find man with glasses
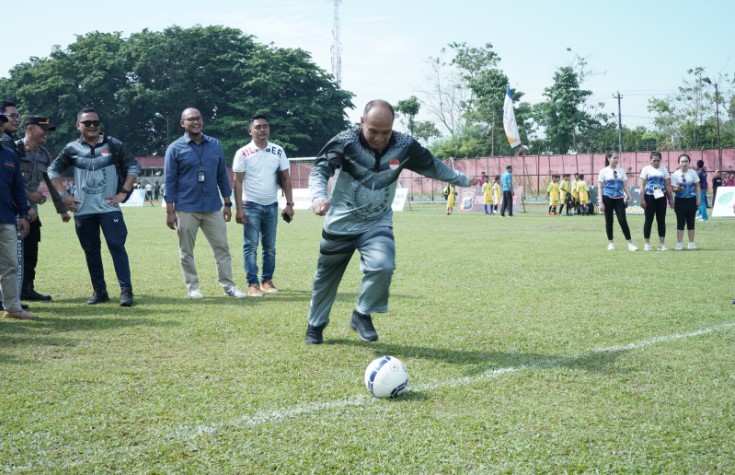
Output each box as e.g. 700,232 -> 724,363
0,101 -> 30,311
48,108 -> 141,307
0,112 -> 37,319
0,101 -> 22,154
233,114 -> 294,297
164,107 -> 246,300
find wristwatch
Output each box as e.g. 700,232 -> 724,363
224,202 -> 233,207
286,201 -> 295,206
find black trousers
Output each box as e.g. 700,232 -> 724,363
643,194 -> 667,239
602,196 -> 631,241
22,218 -> 41,290
501,191 -> 513,216
674,197 -> 697,230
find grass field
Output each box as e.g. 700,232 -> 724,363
1,204 -> 734,474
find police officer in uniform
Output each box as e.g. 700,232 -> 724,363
18,115 -> 70,300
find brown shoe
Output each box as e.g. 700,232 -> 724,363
247,284 -> 263,297
4,310 -> 38,320
260,280 -> 279,294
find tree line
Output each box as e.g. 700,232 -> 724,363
0,25 -> 354,160
1,30 -> 731,161
394,44 -> 734,158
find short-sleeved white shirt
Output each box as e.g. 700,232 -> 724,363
232,140 -> 289,205
639,165 -> 670,195
597,166 -> 628,199
670,169 -> 699,199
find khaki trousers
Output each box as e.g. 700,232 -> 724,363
176,211 -> 236,292
0,224 -> 21,312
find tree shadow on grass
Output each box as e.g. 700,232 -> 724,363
329,338 -> 629,378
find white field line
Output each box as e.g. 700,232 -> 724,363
176,321 -> 735,439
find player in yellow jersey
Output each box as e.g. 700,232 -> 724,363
482,180 -> 493,214
546,175 -> 560,215
491,176 -> 501,214
576,174 -> 590,214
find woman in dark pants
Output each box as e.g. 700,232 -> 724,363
598,151 -> 637,251
670,154 -> 701,250
639,151 -> 673,251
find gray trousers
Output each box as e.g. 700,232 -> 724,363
0,224 -> 22,312
176,211 -> 236,292
308,226 -> 395,327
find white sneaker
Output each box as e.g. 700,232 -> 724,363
224,287 -> 248,298
607,243 -> 615,251
628,243 -> 638,252
675,243 -> 683,251
188,289 -> 204,299
688,242 -> 697,250
644,244 -> 652,251
658,244 -> 668,251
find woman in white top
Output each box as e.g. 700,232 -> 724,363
598,151 -> 637,251
670,153 -> 701,250
639,151 -> 673,251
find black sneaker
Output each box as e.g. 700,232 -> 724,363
350,310 -> 378,342
21,288 -> 52,301
305,323 -> 327,345
86,289 -> 110,305
119,289 -> 134,307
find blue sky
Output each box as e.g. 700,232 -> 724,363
2,0 -> 733,132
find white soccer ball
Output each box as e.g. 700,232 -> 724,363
364,356 -> 409,398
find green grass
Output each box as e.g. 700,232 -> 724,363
1,204 -> 734,474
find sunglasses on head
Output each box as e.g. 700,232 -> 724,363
79,120 -> 101,127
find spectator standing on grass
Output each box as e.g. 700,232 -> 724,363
639,151 -> 672,251
598,151 -> 637,251
0,113 -> 36,320
305,100 -> 477,344
712,170 -> 722,203
695,159 -> 709,221
547,175 -> 560,215
500,165 -> 514,217
144,182 -> 155,206
445,183 -> 457,215
559,174 -> 570,216
492,176 -> 501,214
18,115 -> 71,302
482,179 -> 493,214
232,113 -> 294,298
154,181 -> 161,201
570,173 -> 579,214
164,107 -> 247,300
670,153 -> 701,251
48,108 -> 140,307
576,174 -> 589,215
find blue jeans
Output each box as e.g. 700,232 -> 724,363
697,190 -> 709,220
243,202 -> 278,286
74,211 -> 132,291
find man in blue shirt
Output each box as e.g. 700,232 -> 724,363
0,113 -> 36,319
500,165 -> 514,217
164,107 -> 246,299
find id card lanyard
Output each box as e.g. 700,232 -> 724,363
190,140 -> 205,183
